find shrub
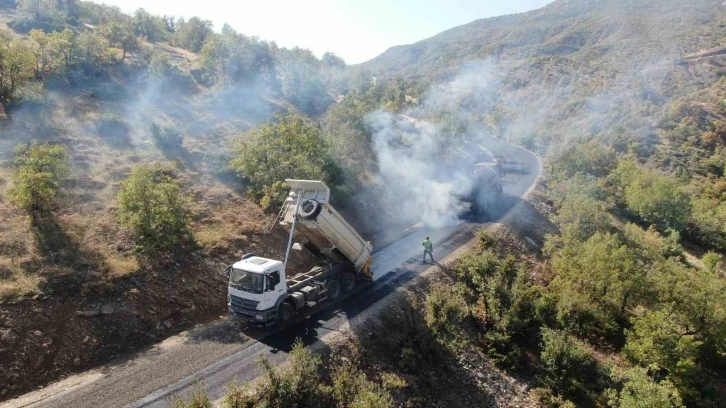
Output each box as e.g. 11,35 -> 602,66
95,113 -> 131,147
540,327 -> 594,396
331,362 -> 393,408
220,383 -> 256,408
8,142 -> 70,212
702,251 -> 723,273
424,282 -> 469,343
169,384 -> 213,408
529,387 -> 577,408
255,339 -> 332,407
151,124 -> 183,151
117,166 -> 192,252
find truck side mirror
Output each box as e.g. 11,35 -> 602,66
219,265 -> 231,279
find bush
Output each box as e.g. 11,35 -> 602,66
151,124 -> 183,151
96,113 -> 131,147
424,283 -> 469,343
8,142 -> 70,212
255,339 -> 332,407
540,327 -> 594,396
169,384 -> 213,408
117,166 -> 192,252
331,362 -> 393,408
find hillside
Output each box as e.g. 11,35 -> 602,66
359,0 -> 724,81
0,1 -> 348,399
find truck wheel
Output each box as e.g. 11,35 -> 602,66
277,303 -> 294,326
341,272 -> 356,292
300,199 -> 322,220
327,279 -> 341,300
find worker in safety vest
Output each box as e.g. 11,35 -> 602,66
422,236 -> 434,263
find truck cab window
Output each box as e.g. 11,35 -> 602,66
268,271 -> 280,290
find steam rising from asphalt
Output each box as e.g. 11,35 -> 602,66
364,61 -> 500,228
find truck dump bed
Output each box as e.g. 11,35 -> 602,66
280,180 -> 373,275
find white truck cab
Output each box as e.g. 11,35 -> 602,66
227,256 -> 287,325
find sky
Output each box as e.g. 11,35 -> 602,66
97,0 -> 554,64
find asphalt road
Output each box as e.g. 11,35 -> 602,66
3,136 -> 540,408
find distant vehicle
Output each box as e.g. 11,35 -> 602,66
223,180 -> 373,327
494,154 -> 527,175
458,164 -> 503,216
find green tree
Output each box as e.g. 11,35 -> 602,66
8,142 -> 70,213
689,196 -> 726,250
117,166 -> 192,251
15,0 -> 68,30
607,368 -> 685,408
133,8 -> 167,43
230,112 -> 345,209
322,90 -> 377,177
99,21 -> 139,61
554,194 -> 613,241
547,232 -> 644,332
72,30 -> 113,70
548,141 -> 617,181
172,17 -> 213,53
610,161 -> 691,232
0,33 -> 35,107
321,52 -> 346,69
198,25 -> 275,86
624,310 -> 702,383
275,47 -> 330,114
28,29 -> 65,79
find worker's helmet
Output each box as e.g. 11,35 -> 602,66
425,236 -> 430,240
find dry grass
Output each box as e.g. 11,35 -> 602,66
194,225 -> 230,248
0,261 -> 42,300
105,255 -> 139,278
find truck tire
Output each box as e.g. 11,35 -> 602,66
341,272 -> 356,292
327,279 -> 341,300
277,302 -> 294,326
300,199 -> 322,220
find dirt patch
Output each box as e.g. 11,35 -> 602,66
0,223 -> 317,402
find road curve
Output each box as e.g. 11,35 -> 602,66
2,137 -> 541,408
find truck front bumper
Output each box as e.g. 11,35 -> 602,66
228,301 -> 277,326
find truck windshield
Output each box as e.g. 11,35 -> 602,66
229,268 -> 264,294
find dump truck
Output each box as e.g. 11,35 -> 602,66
224,179 -> 373,326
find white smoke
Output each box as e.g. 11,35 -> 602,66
364,60 -> 500,228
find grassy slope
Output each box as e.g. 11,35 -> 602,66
0,17 -> 320,398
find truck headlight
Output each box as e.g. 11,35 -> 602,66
255,314 -> 264,320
